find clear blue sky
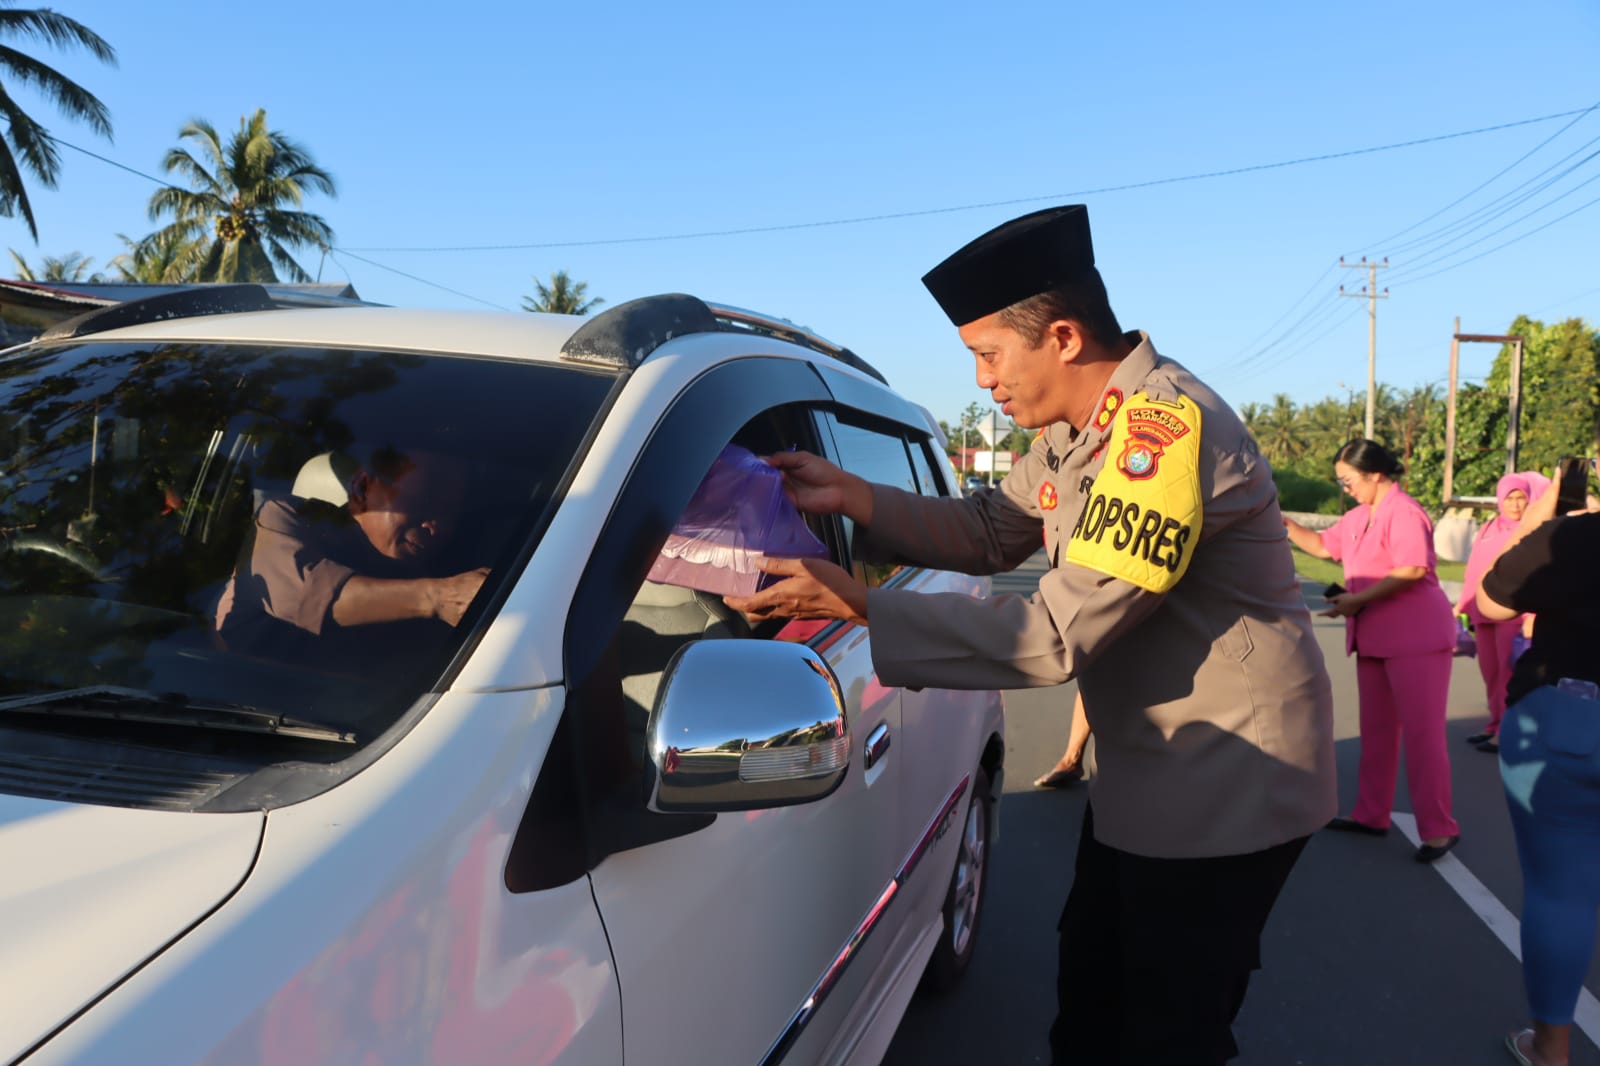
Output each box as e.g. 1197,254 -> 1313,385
9,0 -> 1600,434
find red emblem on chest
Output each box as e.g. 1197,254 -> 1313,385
1038,482 -> 1059,511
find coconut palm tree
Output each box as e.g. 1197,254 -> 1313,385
8,247 -> 99,281
1254,393 -> 1306,467
145,109 -> 335,283
0,4 -> 115,241
106,230 -> 202,283
522,270 -> 603,314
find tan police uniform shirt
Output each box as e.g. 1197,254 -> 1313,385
859,331 -> 1337,859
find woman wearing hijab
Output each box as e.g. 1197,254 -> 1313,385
1457,474 -> 1532,754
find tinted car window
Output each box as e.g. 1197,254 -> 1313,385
0,341 -> 615,749
824,412 -> 919,588
908,437 -> 950,498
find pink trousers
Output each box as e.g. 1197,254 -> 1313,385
1473,619 -> 1519,734
1351,651 -> 1460,841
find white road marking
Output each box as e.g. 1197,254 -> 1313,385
1393,812 -> 1600,1046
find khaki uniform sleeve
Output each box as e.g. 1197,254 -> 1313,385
853,445 -> 1048,574
866,393 -> 1222,690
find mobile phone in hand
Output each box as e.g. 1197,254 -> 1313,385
1556,457 -> 1591,514
1323,582 -> 1346,599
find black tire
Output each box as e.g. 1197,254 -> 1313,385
921,765 -> 992,994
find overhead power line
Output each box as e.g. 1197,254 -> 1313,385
1352,100 -> 1600,252
52,136 -> 508,310
1386,165 -> 1600,285
1380,139 -> 1600,263
329,250 -> 512,310
1391,190 -> 1600,288
336,107 -> 1596,252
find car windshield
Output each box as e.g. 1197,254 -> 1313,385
0,338 -> 614,750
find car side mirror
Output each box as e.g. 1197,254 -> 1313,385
646,639 -> 850,813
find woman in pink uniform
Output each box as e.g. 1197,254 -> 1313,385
1284,439 -> 1461,863
1457,473 -> 1531,754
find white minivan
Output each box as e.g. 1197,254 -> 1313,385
0,288 -> 1005,1066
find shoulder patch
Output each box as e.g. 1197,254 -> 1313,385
1065,390 -> 1203,593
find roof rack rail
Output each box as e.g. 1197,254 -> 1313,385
557,293 -> 889,385
704,302 -> 888,385
558,293 -> 722,371
37,284 -> 280,342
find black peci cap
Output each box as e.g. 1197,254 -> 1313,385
921,205 -> 1096,326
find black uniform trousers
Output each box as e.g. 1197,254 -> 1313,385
1050,804 -> 1308,1065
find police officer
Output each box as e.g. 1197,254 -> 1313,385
727,204 -> 1337,1065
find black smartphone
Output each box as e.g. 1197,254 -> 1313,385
1323,582 -> 1346,599
1556,457 -> 1590,514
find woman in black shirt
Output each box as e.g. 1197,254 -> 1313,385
1477,469 -> 1600,1066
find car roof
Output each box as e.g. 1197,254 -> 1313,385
36,307 -> 588,364
12,291 -> 917,430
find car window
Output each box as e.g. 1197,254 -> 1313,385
908,436 -> 951,498
822,411 -> 921,588
615,405 -> 836,718
0,340 -> 615,753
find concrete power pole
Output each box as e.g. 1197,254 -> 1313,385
1340,257 -> 1389,439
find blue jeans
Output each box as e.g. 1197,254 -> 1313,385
1500,684 -> 1600,1026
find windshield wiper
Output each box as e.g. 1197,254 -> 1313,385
0,685 -> 357,744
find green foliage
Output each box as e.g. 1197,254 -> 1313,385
8,247 -> 99,281
1290,548 -> 1344,588
522,270 -> 603,315
0,5 -> 116,240
1239,318 -> 1598,515
106,230 -> 202,283
144,109 -> 337,284
1272,468 -> 1341,514
1406,316 -> 1599,510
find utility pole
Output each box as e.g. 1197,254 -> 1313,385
1444,318 -> 1460,504
1442,325 -> 1525,504
1340,257 -> 1389,439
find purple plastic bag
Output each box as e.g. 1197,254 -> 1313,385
647,445 -> 830,597
1453,617 -> 1476,659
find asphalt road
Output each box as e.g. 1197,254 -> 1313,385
882,550 -> 1600,1066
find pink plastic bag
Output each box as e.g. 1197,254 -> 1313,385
647,445 -> 830,597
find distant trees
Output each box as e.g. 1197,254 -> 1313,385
522,270 -> 602,315
1241,315 -> 1599,513
143,109 -> 336,283
106,230 -> 199,283
0,5 -> 116,240
8,248 -> 99,281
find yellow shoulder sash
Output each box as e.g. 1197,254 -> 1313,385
1063,391 -> 1203,593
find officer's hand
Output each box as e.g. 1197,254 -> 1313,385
763,450 -> 872,522
724,556 -> 868,627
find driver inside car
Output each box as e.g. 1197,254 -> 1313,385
214,447 -> 489,672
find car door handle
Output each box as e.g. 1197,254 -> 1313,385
864,723 -> 891,770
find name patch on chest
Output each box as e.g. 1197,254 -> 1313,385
1065,391 -> 1204,593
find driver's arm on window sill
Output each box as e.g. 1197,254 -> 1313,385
332,569 -> 488,628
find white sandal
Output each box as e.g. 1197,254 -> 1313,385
1504,1028 -> 1535,1066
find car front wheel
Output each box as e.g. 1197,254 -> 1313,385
922,766 -> 991,993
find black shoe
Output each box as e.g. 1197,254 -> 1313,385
1476,738 -> 1500,753
1325,816 -> 1389,837
1466,731 -> 1494,745
1415,835 -> 1460,863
